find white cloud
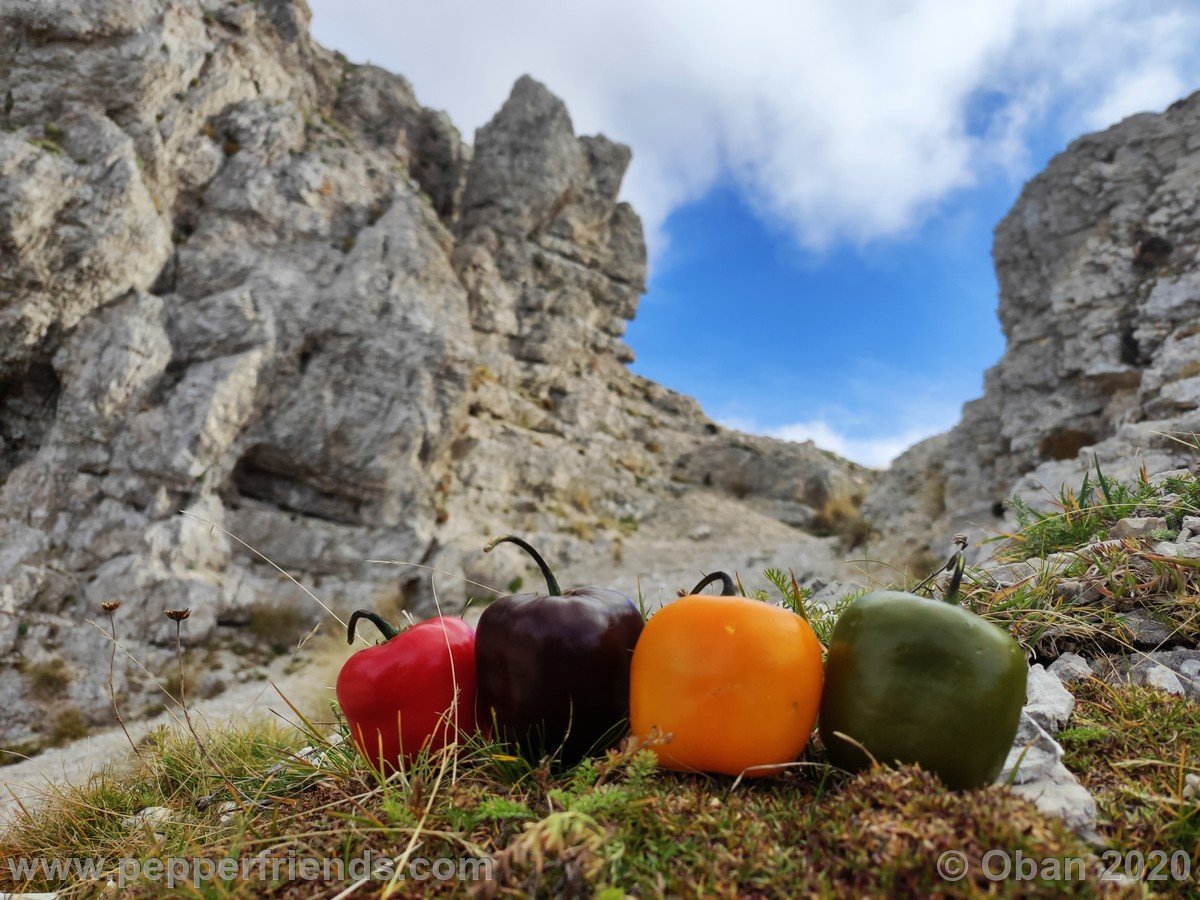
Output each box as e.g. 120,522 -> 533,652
716,360 -> 967,466
1086,66 -> 1188,129
716,370 -> 962,467
308,0 -> 1200,254
720,416 -> 948,468
775,421 -> 938,469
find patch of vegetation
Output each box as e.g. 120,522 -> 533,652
999,460 -> 1200,562
0,741 -> 43,768
47,709 -> 88,747
27,137 -> 63,156
3,516 -> 1196,897
23,657 -> 72,699
0,715 -> 1102,897
810,490 -> 870,550
957,464 -> 1200,657
0,722 -> 311,880
1062,679 -> 1199,872
246,602 -> 314,656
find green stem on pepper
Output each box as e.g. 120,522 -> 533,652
689,571 -> 736,597
347,609 -> 400,643
484,535 -> 562,596
944,537 -> 967,605
911,533 -> 968,602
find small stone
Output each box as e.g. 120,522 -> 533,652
1011,775 -> 1098,838
1152,539 -> 1200,558
1108,517 -> 1167,540
1041,552 -> 1078,573
1024,665 -> 1075,733
1118,609 -> 1177,648
217,800 -> 240,824
1108,518 -> 1166,540
1149,468 -> 1191,485
999,711 -> 1097,835
1048,652 -> 1094,684
1179,516 -> 1200,541
123,806 -> 171,830
1055,579 -> 1101,605
688,525 -> 712,541
1144,665 -> 1185,695
809,579 -> 856,610
1184,773 -> 1200,800
1000,711 -> 1063,785
1137,651 -> 1200,697
984,560 -> 1041,586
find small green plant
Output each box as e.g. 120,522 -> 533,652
764,568 -> 811,619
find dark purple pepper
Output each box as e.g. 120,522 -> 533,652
476,535 -> 644,766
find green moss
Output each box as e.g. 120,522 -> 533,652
0,715 -> 1106,897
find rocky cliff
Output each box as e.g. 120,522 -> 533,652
866,92 -> 1200,571
0,0 -> 867,751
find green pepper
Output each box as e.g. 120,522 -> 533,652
818,537 -> 1026,790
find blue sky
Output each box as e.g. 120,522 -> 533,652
309,0 -> 1200,465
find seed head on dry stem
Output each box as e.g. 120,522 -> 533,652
164,606 -> 249,815
102,600 -> 140,758
166,609 -> 202,743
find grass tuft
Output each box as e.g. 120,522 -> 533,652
1061,679 -> 1199,863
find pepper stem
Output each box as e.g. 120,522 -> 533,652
911,533 -> 968,603
484,535 -> 562,596
689,571 -> 736,596
347,609 -> 399,644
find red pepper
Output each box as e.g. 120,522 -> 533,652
335,610 -> 478,771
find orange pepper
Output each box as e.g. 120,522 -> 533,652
629,572 -> 824,776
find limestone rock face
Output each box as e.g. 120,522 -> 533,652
0,0 -> 865,749
865,93 -> 1200,570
